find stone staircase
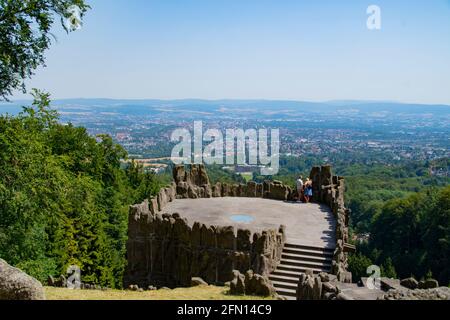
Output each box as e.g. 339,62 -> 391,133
269,243 -> 334,299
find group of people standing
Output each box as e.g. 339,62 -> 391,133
296,175 -> 313,203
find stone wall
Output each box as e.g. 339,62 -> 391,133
125,164 -> 351,289
309,165 -> 352,282
124,165 -> 286,288
296,271 -> 450,300
173,164 -> 296,201
124,202 -> 285,288
229,270 -> 276,297
296,271 -> 346,300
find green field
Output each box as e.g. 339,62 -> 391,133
240,172 -> 253,182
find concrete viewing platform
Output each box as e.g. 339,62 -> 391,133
164,197 -> 336,249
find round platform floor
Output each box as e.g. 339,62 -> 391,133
164,197 -> 336,249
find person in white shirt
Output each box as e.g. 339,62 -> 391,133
296,176 -> 304,202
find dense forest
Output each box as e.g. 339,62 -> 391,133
350,186 -> 450,285
245,156 -> 450,285
0,91 -> 165,287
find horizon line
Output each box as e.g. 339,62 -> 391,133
3,97 -> 450,107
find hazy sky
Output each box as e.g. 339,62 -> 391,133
12,0 -> 450,104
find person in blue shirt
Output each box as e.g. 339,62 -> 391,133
304,178 -> 313,203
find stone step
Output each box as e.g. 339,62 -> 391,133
272,243 -> 334,300
271,269 -> 303,278
271,280 -> 297,291
280,258 -> 332,270
282,248 -> 334,259
281,253 -> 332,264
276,264 -> 329,274
269,274 -> 299,284
275,288 -> 297,298
284,243 -> 335,254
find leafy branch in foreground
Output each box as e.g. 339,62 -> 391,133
0,0 -> 89,100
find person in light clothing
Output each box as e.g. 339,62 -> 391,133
296,175 -> 304,202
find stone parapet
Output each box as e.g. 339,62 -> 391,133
124,164 -> 286,289
125,164 -> 350,289
309,165 -> 352,282
124,202 -> 285,288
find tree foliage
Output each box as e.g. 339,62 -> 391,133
0,91 -> 164,287
360,186 -> 450,285
271,155 -> 449,284
348,253 -> 373,282
0,0 -> 89,99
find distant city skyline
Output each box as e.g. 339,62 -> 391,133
10,0 -> 450,105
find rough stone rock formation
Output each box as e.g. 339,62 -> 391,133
126,164 -> 350,290
296,271 -> 449,300
400,277 -> 419,290
230,270 -> 276,297
173,164 -> 211,199
379,287 -> 450,300
0,259 -> 46,300
229,270 -> 245,295
47,275 -> 67,288
296,272 -> 342,300
191,277 -> 208,287
266,181 -> 289,201
309,165 -> 352,282
173,164 -> 297,202
212,182 -> 222,197
124,203 -> 285,289
418,279 -> 439,289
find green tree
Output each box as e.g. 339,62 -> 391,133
368,186 -> 450,285
0,1 -> 160,287
0,92 -> 165,287
421,186 -> 450,284
348,253 -> 373,282
0,92 -> 66,279
0,0 -> 89,99
380,257 -> 397,279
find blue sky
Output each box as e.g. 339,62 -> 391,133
12,0 -> 450,104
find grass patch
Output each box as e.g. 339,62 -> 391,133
240,173 -> 253,182
44,286 -> 273,300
